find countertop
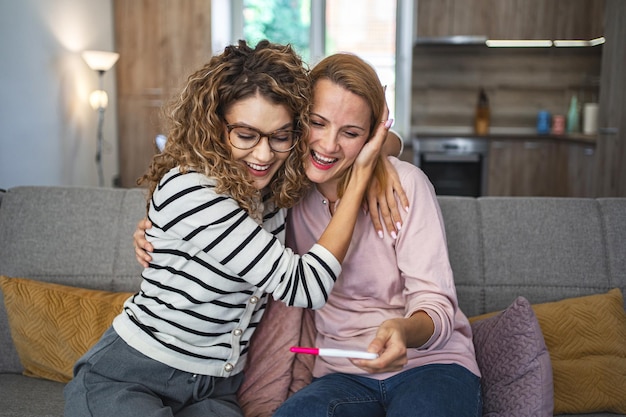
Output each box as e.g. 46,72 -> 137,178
410,127 -> 597,146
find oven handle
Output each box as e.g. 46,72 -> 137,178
422,153 -> 481,163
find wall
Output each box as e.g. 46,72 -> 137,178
0,0 -> 118,189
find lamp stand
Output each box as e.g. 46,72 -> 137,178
96,106 -> 105,187
95,70 -> 105,187
82,50 -> 120,187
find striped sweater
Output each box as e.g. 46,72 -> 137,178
113,168 -> 340,377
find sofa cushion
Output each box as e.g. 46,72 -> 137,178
532,288 -> 626,415
0,373 -> 65,416
237,298 -> 305,417
0,275 -> 133,383
470,296 -> 553,417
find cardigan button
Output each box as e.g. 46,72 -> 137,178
224,363 -> 234,372
250,296 -> 259,304
233,328 -> 243,337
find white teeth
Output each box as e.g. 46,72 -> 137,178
247,162 -> 270,171
312,151 -> 337,164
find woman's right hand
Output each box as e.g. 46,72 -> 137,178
352,110 -> 392,180
366,156 -> 409,239
133,218 -> 154,268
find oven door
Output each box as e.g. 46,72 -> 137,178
420,152 -> 483,197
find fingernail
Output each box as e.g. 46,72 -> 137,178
391,231 -> 397,240
396,222 -> 402,231
405,206 -> 409,213
377,230 -> 384,239
385,119 -> 394,128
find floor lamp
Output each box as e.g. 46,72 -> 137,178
82,50 -> 120,186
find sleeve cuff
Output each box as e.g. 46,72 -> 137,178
389,129 -> 404,157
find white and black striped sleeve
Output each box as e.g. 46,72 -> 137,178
148,170 -> 340,309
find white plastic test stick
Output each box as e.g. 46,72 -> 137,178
290,346 -> 378,360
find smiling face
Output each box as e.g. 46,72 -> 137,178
305,79 -> 372,201
224,93 -> 293,190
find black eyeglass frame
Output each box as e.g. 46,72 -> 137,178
225,123 -> 300,153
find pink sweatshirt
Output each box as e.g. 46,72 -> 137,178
286,158 -> 480,380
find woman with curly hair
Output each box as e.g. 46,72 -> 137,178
63,40 -> 390,417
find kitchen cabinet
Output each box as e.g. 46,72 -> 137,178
594,0 -> 626,196
114,0 -> 212,187
488,139 -> 558,196
417,0 -> 604,40
487,138 -> 596,197
559,142 -> 596,197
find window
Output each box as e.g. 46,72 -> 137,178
324,0 -> 396,118
211,0 -> 412,142
243,0 -> 312,62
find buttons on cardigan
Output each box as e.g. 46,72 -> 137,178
233,328 -> 243,337
250,296 -> 259,304
224,363 -> 234,372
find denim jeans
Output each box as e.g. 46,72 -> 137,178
273,363 -> 481,417
64,327 -> 244,417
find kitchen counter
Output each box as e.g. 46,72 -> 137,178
410,127 -> 597,146
402,127 -> 598,198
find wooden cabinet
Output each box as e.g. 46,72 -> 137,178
594,0 -> 626,196
559,142 -> 597,197
114,0 -> 212,187
417,0 -> 604,40
487,138 -> 596,197
488,139 -> 558,196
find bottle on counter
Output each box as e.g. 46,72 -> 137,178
567,95 -> 579,133
536,110 -> 551,135
474,88 -> 490,135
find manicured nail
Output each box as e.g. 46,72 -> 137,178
377,230 -> 384,239
391,231 -> 397,239
405,206 -> 409,213
396,222 -> 402,231
385,119 -> 394,128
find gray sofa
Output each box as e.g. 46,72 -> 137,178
0,185 -> 624,417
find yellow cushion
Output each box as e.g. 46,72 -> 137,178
471,288 -> 626,415
532,288 -> 626,414
0,275 -> 133,383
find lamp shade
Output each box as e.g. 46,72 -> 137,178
82,50 -> 120,71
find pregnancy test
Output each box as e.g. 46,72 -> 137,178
290,346 -> 378,360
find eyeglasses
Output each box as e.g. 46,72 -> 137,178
225,123 -> 298,153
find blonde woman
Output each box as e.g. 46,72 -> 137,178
271,53 -> 481,417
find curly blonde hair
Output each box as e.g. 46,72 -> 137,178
139,40 -> 311,217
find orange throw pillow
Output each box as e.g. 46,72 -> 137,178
531,288 -> 626,414
0,275 -> 133,383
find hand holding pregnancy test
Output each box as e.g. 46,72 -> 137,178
290,346 -> 379,360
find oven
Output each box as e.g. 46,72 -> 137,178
412,137 -> 489,197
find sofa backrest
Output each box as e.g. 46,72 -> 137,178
1,186 -> 625,374
0,186 -> 146,290
0,186 -> 147,373
439,196 -> 626,317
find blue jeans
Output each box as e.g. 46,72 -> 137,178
273,364 -> 481,417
